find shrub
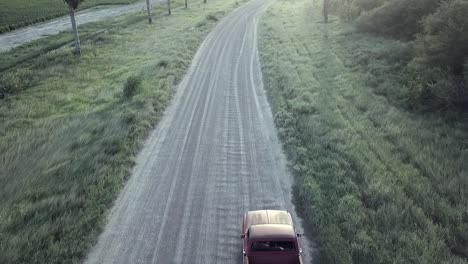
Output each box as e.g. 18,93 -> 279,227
206,14 -> 219,22
406,61 -> 467,110
329,0 -> 387,19
356,0 -> 440,40
416,0 -> 468,75
340,2 -> 361,21
122,75 -> 143,99
354,0 -> 386,11
404,0 -> 468,109
0,68 -> 33,98
330,0 -> 361,20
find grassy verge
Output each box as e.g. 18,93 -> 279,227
0,0 -> 142,33
0,0 -> 245,263
258,0 -> 468,263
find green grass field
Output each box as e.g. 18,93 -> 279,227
0,0 -> 140,33
0,0 -> 244,263
258,0 -> 468,263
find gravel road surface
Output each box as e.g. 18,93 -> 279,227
0,0 -> 164,52
85,0 -> 313,263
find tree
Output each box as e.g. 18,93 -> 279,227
146,0 -> 152,24
167,0 -> 171,15
64,0 -> 84,55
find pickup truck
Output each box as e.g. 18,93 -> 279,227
241,210 -> 304,264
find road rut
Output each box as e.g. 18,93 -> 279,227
85,0 -> 313,263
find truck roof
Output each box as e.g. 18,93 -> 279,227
246,210 -> 293,227
249,224 -> 296,240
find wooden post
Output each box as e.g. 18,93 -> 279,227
146,0 -> 152,24
68,5 -> 81,55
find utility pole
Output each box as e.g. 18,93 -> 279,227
167,0 -> 171,15
185,0 -> 188,8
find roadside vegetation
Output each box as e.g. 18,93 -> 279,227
0,0 -> 244,263
258,0 -> 468,263
329,0 -> 468,111
0,0 -> 140,33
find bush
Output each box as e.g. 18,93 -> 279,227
122,75 -> 142,99
356,0 -> 440,40
0,68 -> 33,98
330,0 -> 387,20
405,61 -> 467,110
415,0 -> 468,75
404,0 -> 468,109
330,0 -> 361,20
354,0 -> 386,11
206,13 -> 219,22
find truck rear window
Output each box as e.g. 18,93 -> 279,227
251,241 -> 296,252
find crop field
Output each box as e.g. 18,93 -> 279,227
259,0 -> 468,263
0,0 -> 140,33
0,0 -> 245,263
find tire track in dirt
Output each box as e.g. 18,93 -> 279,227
85,0 -> 313,263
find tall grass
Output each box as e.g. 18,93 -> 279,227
258,0 -> 468,263
0,0 -> 245,263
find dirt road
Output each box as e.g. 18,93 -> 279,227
0,0 -> 164,52
85,0 -> 313,263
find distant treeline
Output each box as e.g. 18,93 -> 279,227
329,0 -> 468,111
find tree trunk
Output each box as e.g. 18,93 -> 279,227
146,0 -> 152,24
323,0 -> 329,23
185,0 -> 188,8
167,0 -> 171,15
203,0 -> 207,3
68,5 -> 81,55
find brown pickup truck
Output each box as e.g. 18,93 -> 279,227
241,210 -> 304,264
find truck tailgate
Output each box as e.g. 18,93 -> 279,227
248,255 -> 300,264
